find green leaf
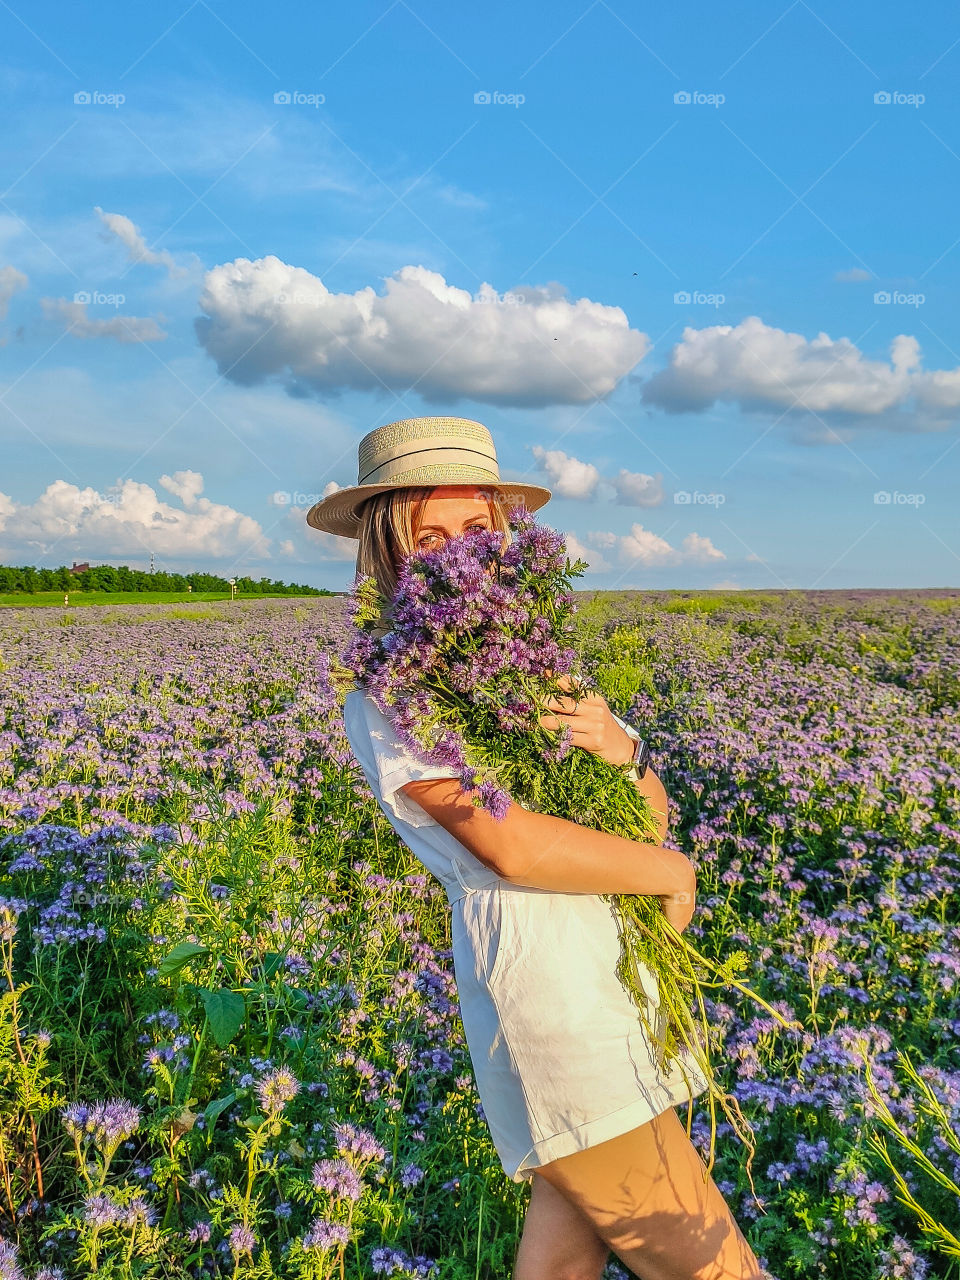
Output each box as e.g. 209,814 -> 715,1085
158,942 -> 210,979
281,984 -> 310,1010
202,1091 -> 237,1134
199,988 -> 246,1047
262,951 -> 285,980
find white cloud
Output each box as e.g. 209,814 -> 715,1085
643,315 -> 960,420
563,530 -> 611,573
0,265 -> 28,318
531,446 -> 601,498
585,523 -> 725,567
303,529 -> 357,562
195,257 -> 650,407
94,207 -> 188,278
158,470 -> 205,506
610,468 -> 664,506
834,268 -> 872,283
530,447 -> 664,507
41,297 -> 167,343
0,473 -> 267,561
285,503 -> 357,562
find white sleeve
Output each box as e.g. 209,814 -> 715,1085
611,710 -> 641,742
344,690 -> 461,828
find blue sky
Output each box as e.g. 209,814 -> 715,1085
2,0 -> 959,589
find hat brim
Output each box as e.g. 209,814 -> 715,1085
305,479 -> 553,539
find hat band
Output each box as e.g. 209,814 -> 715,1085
360,460 -> 508,489
359,444 -> 501,486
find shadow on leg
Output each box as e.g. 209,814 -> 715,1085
535,1107 -> 765,1280
514,1171 -> 611,1280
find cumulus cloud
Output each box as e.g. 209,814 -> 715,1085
530,445 -> 664,507
610,468 -> 664,506
643,317 -> 932,417
94,206 -> 188,278
642,316 -> 960,428
0,472 -> 266,560
564,530 -> 611,573
41,297 -> 167,342
195,257 -> 650,407
0,265 -> 28,318
531,446 -> 601,499
159,470 -> 205,505
302,529 -> 357,562
585,524 -> 725,567
279,501 -> 356,563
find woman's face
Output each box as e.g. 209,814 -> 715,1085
411,485 -> 496,553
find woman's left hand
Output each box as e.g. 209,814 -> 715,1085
538,674 -> 636,767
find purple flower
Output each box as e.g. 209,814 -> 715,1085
341,507 -> 584,822
302,1218 -> 352,1251
312,1157 -> 363,1201
0,1239 -> 24,1280
332,1122 -> 387,1165
83,1192 -> 122,1227
400,1163 -> 425,1188
63,1098 -> 141,1150
255,1065 -> 300,1114
228,1224 -> 256,1256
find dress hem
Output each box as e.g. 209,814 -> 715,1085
506,1071 -> 708,1184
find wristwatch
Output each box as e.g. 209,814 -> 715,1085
614,715 -> 651,781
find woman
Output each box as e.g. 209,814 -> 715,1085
307,416 -> 766,1280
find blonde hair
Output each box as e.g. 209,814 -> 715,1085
356,485 -> 513,602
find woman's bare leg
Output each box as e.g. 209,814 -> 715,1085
534,1107 -> 765,1280
513,1171 -> 611,1280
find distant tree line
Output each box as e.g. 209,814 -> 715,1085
0,564 -> 335,596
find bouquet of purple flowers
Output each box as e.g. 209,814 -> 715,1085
341,503 -> 797,1185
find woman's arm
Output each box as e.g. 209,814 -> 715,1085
538,679 -> 671,843
631,767 -> 669,843
399,779 -> 695,899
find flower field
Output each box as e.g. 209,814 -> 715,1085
0,589 -> 958,1279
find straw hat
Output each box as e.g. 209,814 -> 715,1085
305,416 -> 552,539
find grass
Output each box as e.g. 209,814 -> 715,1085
0,591 -> 329,609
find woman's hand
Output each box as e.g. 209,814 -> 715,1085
538,674 -> 636,767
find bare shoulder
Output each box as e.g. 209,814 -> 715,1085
400,778 -> 526,875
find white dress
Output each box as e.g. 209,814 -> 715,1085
342,689 -> 710,1182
